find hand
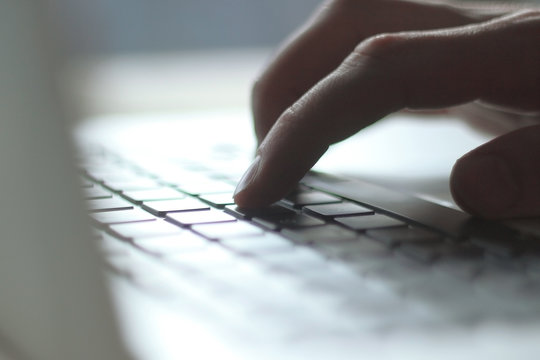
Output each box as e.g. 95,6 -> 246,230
233,0 -> 540,219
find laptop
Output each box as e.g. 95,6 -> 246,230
2,2 -> 540,359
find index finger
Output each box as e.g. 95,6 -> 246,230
235,11 -> 540,208
237,48 -> 403,207
252,0 -> 501,142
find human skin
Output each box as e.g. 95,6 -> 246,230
233,0 -> 540,219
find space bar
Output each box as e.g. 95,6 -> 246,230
303,175 -> 472,239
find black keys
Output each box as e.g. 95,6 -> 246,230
225,204 -> 293,220
398,243 -> 451,264
252,213 -> 325,230
401,241 -> 484,266
470,236 -> 518,258
225,203 -> 324,230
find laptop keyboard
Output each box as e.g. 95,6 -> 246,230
81,149 -> 540,340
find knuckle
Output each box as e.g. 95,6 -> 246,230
343,33 -> 409,70
356,33 -> 409,59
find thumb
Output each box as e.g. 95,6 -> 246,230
450,124 -> 540,219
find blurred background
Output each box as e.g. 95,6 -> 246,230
57,0 -> 531,118
56,0 -> 320,55
55,0 -> 320,117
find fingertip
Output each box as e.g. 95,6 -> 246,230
232,155 -> 272,208
232,154 -> 296,209
450,153 -> 520,219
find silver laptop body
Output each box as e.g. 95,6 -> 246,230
0,2 -> 131,359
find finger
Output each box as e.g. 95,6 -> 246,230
252,0 -> 497,142
235,11 -> 540,208
450,124 -> 540,219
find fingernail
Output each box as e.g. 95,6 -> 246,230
451,154 -> 520,217
234,155 -> 261,197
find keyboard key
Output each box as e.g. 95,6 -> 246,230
282,225 -> 357,244
436,246 -> 484,280
198,192 -> 235,208
304,202 -> 374,217
403,241 -> 484,266
463,219 -> 521,257
122,188 -> 185,203
397,242 -> 452,264
315,236 -> 390,266
110,220 -> 183,239
319,239 -> 392,275
166,209 -> 236,226
83,187 -> 112,199
192,221 -> 264,240
253,212 -> 325,230
142,198 -> 210,216
220,233 -> 293,254
362,256 -> 427,287
176,179 -> 235,195
366,227 -> 442,247
133,232 -> 210,255
304,178 -> 473,238
86,168 -> 136,182
104,178 -> 162,192
90,208 -> 156,225
336,214 -> 405,231
442,243 -> 484,260
87,197 -> 134,212
259,248 -> 327,272
471,236 -> 518,258
166,245 -> 236,269
282,190 -> 341,207
225,204 -> 294,220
